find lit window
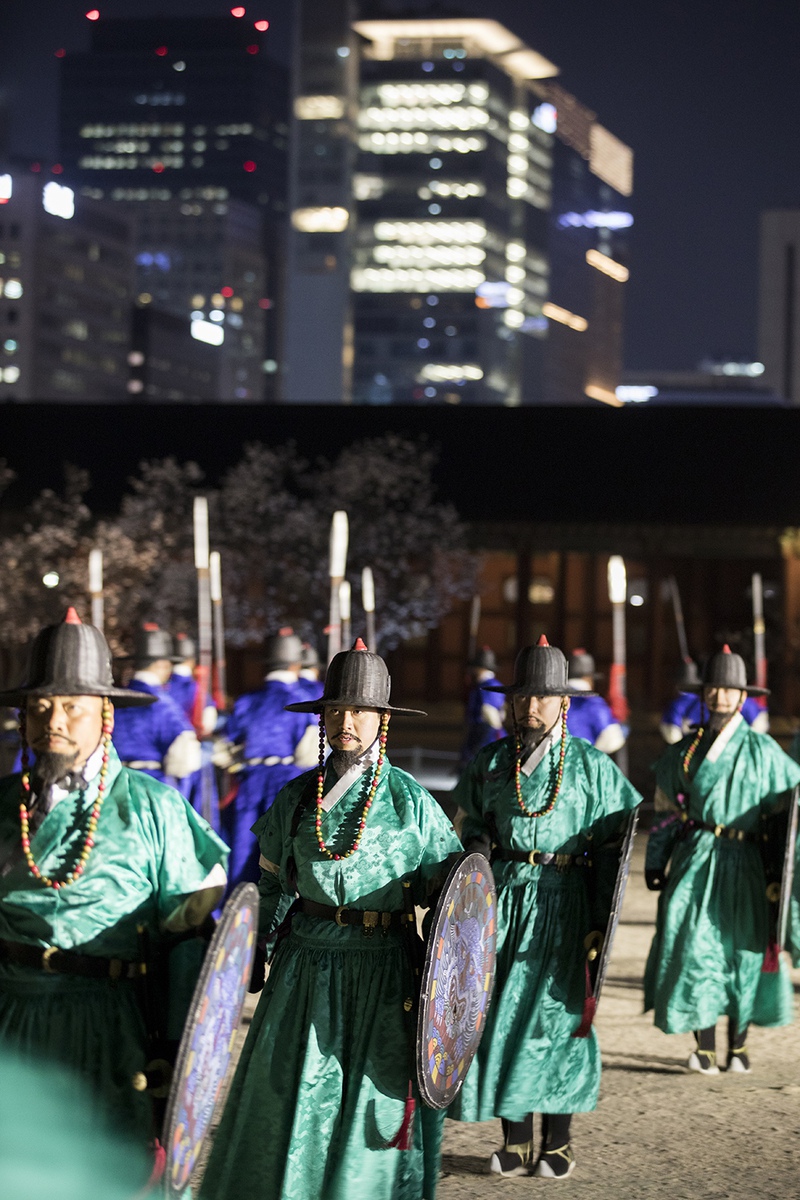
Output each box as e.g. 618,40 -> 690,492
542,302 -> 587,332
2,365 -> 20,383
42,182 -> 75,219
4,280 -> 23,299
291,206 -> 349,233
191,320 -> 224,345
294,95 -> 345,120
418,363 -> 483,383
504,310 -> 525,328
586,248 -> 629,283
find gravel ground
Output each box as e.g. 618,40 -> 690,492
199,838 -> 800,1199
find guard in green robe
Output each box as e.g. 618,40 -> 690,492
0,609 -> 229,1163
449,637 -> 641,1180
644,645 -> 800,1075
201,639 -> 462,1200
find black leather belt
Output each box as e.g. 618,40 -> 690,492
492,848 -> 592,869
301,899 -> 405,934
685,819 -> 759,844
0,938 -> 143,980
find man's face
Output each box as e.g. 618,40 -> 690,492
26,694 -> 110,771
703,686 -> 745,715
148,658 -> 174,685
511,693 -> 567,737
324,707 -> 384,756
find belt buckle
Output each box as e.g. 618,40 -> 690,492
335,906 -> 348,927
527,849 -> 541,867
380,911 -> 392,937
108,958 -> 123,983
362,911 -> 378,937
714,824 -> 724,838
41,946 -> 59,974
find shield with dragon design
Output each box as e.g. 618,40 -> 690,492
162,882 -> 259,1195
416,851 -> 497,1110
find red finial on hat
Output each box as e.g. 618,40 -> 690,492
64,607 -> 81,625
143,622 -> 159,631
721,644 -> 732,654
537,634 -> 549,647
573,647 -> 586,656
352,638 -> 368,651
278,626 -> 294,636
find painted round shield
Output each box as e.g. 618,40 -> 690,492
162,882 -> 259,1196
416,851 -> 497,1110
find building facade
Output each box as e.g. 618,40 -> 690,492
758,209 -> 800,405
59,14 -> 289,399
0,172 -> 133,400
284,10 -> 633,404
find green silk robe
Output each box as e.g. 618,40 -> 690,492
200,757 -> 462,1200
449,728 -> 641,1122
0,747 -> 228,1143
644,713 -> 800,1033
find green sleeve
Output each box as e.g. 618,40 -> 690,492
141,780 -> 229,924
253,797 -> 295,939
452,754 -> 492,853
404,776 -> 463,906
645,749 -> 685,873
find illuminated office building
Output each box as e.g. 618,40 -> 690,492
758,210 -> 800,405
285,10 -> 633,404
0,172 -> 134,400
59,14 -> 288,399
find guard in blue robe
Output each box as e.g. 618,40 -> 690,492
661,657 -> 769,743
461,646 -> 506,767
565,650 -> 626,755
219,631 -> 318,890
165,633 -> 220,831
112,626 -> 202,797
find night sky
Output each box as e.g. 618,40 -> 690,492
2,0 -> 800,372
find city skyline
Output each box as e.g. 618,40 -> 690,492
1,0 -> 798,374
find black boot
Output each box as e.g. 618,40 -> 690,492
688,1026 -> 719,1075
727,1022 -> 751,1074
488,1115 -> 533,1177
534,1113 -> 575,1179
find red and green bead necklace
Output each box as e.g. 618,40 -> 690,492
314,711 -> 389,860
514,701 -> 568,819
18,697 -> 112,889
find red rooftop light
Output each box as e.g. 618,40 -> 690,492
86,9 -> 100,20
55,48 -> 66,58
254,20 -> 269,31
30,162 -> 42,173
246,44 -> 259,54
220,286 -> 234,298
231,6 -> 246,15
51,164 -> 64,174
155,45 -> 168,56
258,298 -> 272,309
153,162 -> 165,174
243,160 -> 256,172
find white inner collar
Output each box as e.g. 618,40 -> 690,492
133,669 -> 161,686
49,742 -> 105,805
320,739 -> 380,812
265,669 -> 298,683
706,710 -> 743,763
520,720 -> 562,778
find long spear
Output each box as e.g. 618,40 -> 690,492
89,548 -> 104,633
752,572 -> 768,709
193,496 -> 213,824
339,580 -> 352,649
210,551 -> 227,711
362,567 -> 376,650
668,576 -> 689,662
607,556 -> 629,777
468,594 -> 481,661
327,511 -> 349,665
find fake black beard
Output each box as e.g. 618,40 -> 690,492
330,747 -> 367,774
32,749 -> 80,793
518,725 -> 547,749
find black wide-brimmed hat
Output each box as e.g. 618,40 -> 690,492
687,644 -> 768,697
468,645 -> 497,672
486,636 -> 594,697
300,642 -> 320,670
285,639 -> 425,716
675,656 -> 701,689
174,632 -> 197,661
133,624 -> 183,665
264,627 -> 304,670
0,609 -> 155,708
568,648 -> 603,681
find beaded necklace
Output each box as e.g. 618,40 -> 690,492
682,725 -> 705,779
18,697 -> 113,889
514,702 -> 568,819
314,712 -> 389,860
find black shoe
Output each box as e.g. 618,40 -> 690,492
488,1143 -> 533,1178
533,1143 -> 576,1179
726,1046 -> 751,1074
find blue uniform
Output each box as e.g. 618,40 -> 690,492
221,677 -> 317,890
111,678 -> 196,794
295,674 -> 324,704
461,675 -> 505,766
566,693 -> 624,751
662,692 -> 768,737
165,668 -> 221,830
